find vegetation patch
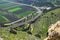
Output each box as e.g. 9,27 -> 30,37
8,7 -> 22,12
0,15 -> 9,22
0,28 -> 39,40
16,11 -> 36,18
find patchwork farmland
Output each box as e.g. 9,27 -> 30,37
0,0 -> 36,24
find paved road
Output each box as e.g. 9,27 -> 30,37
2,0 -> 42,30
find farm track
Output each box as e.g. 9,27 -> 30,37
2,0 -> 42,30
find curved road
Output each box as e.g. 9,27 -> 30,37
2,0 -> 42,30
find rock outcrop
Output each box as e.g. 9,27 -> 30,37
0,37 -> 3,40
44,21 -> 60,40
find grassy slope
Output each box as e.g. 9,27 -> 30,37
32,8 -> 60,40
0,27 -> 39,40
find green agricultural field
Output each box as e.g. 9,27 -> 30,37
0,2 -> 16,9
16,11 -> 36,18
0,0 -> 36,23
0,15 -> 9,22
0,0 -> 4,3
0,0 -> 22,10
0,12 -> 9,22
0,12 -> 7,15
8,7 -> 22,12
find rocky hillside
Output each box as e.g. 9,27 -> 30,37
44,21 -> 60,40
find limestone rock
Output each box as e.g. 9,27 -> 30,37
44,21 -> 60,40
0,37 -> 3,40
